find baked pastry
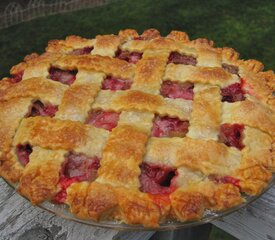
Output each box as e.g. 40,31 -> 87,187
0,28 -> 274,227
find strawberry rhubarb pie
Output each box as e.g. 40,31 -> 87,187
0,29 -> 274,227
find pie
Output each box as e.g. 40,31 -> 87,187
0,28 -> 274,228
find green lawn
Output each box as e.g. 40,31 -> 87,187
0,0 -> 273,238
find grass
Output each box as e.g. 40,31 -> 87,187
0,0 -> 273,238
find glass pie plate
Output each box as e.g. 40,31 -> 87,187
3,176 -> 275,231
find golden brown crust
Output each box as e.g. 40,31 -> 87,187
141,28 -> 161,40
97,124 -> 148,188
146,38 -> 196,56
10,53 -> 38,75
238,59 -> 264,73
188,181 -> 243,210
12,52 -> 61,80
67,183 -> 161,227
171,182 -> 243,218
0,98 -> 31,153
0,28 -> 274,227
66,181 -> 90,219
144,137 -> 241,175
0,77 -> 68,104
164,64 -> 239,87
46,35 -> 94,54
93,90 -> 192,120
196,48 -> 221,67
242,70 -> 275,109
211,184 -> 243,210
54,55 -> 135,79
170,191 -> 205,221
18,147 -> 66,204
116,187 -> 160,227
118,29 -> 139,40
67,182 -> 118,221
132,50 -> 169,94
187,85 -> 221,140
14,117 -> 88,150
56,83 -> 100,122
242,126 -> 274,169
236,164 -> 272,195
0,98 -> 31,182
92,34 -> 121,57
167,30 -> 189,42
218,47 -> 240,62
0,157 -> 23,183
189,38 -> 214,48
222,99 -> 275,137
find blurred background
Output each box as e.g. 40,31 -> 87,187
0,0 -> 274,239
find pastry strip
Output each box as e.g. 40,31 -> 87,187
187,85 -> 221,140
164,64 -> 239,87
92,90 -> 192,120
54,55 -> 135,80
144,137 -> 241,175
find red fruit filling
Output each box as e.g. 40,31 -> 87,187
48,67 -> 77,85
53,176 -> 80,204
116,49 -> 142,64
209,175 -> 241,189
222,63 -> 239,75
63,153 -> 100,181
53,153 -> 100,204
86,110 -> 120,131
26,100 -> 58,117
152,116 -> 189,137
160,80 -> 194,100
221,83 -> 245,102
133,36 -> 146,40
16,144 -> 33,166
139,162 -> 177,195
168,52 -> 197,65
8,71 -> 24,83
219,123 -> 245,150
69,47 -> 93,55
101,76 -> 132,90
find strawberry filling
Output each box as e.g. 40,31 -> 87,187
209,174 -> 241,189
69,47 -> 93,55
16,144 -> 33,166
63,153 -> 100,181
139,162 -> 177,195
219,123 -> 245,150
48,67 -> 77,85
102,76 -> 132,90
116,49 -> 142,64
26,100 -> 58,117
222,63 -> 239,75
168,52 -> 197,65
86,110 -> 120,131
53,153 -> 100,204
152,116 -> 189,137
160,80 -> 194,100
221,83 -> 245,102
134,36 -> 144,40
53,176 -> 79,204
8,71 -> 24,83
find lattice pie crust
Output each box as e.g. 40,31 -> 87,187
0,29 -> 274,227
